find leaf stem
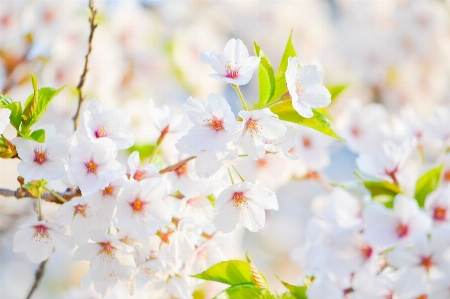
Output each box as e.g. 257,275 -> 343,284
232,165 -> 245,182
231,84 -> 248,111
43,187 -> 67,203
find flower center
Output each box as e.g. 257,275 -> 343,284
396,223 -> 409,238
351,126 -> 360,137
232,191 -> 248,210
444,170 -> 450,182
99,241 -> 114,256
34,224 -> 50,240
34,148 -> 48,165
95,125 -> 108,138
175,164 -> 188,177
206,117 -> 224,132
295,79 -> 305,95
74,204 -> 88,218
385,166 -> 399,185
226,62 -> 238,79
102,184 -> 115,197
302,137 -> 312,148
85,159 -> 98,174
130,198 -> 146,213
245,118 -> 261,137
360,244 -> 373,260
133,169 -> 148,181
433,206 -> 446,221
420,256 -> 433,272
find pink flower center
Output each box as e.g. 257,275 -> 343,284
433,206 -> 447,221
226,62 -> 239,79
360,244 -> 373,260
175,164 -> 188,177
444,170 -> 450,182
102,184 -> 115,197
74,204 -> 88,218
206,117 -> 224,132
245,118 -> 261,137
351,126 -> 360,137
34,224 -> 50,239
99,241 -> 114,256
85,159 -> 98,174
232,191 -> 248,210
34,148 -> 48,165
302,137 -> 312,148
133,169 -> 148,181
130,198 -> 146,213
420,256 -> 433,273
396,223 -> 409,238
95,125 -> 108,138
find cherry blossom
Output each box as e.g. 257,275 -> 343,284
148,99 -> 186,133
235,108 -> 287,160
128,151 -> 159,182
66,132 -> 126,194
116,178 -> 172,238
200,38 -> 260,85
82,99 -> 135,150
425,186 -> 450,224
11,124 -> 68,182
13,220 -> 74,263
213,181 -> 278,233
285,57 -> 331,118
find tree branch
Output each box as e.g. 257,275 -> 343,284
72,0 -> 98,130
159,156 -> 195,174
25,257 -> 50,299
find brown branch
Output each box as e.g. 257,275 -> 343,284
159,156 -> 195,174
25,257 -> 50,299
72,0 -> 98,130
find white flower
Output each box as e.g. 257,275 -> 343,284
11,124 -> 68,182
73,229 -> 135,297
236,108 -> 287,160
263,126 -> 298,159
67,132 -> 126,194
425,186 -> 450,224
176,94 -> 238,160
128,151 -> 160,182
82,99 -> 135,150
363,195 -> 432,248
213,181 -> 278,233
0,107 -> 11,134
164,158 -> 210,197
285,57 -> 331,118
54,196 -> 99,246
148,99 -> 186,133
116,178 -> 172,238
200,38 -> 260,85
306,276 -> 343,299
13,220 -> 74,263
88,178 -> 125,229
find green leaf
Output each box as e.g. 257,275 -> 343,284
327,84 -> 348,101
127,144 -> 155,161
22,183 -> 35,189
214,284 -> 273,299
31,86 -> 64,126
414,164 -> 444,207
0,95 -> 12,106
372,194 -> 395,208
269,99 -> 342,139
6,102 -> 22,130
280,281 -> 308,299
30,129 -> 46,143
193,260 -> 252,286
21,74 -> 39,133
254,42 -> 275,108
270,30 -> 297,103
363,180 -> 402,197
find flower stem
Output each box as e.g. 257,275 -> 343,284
231,84 -> 248,111
43,187 -> 67,203
227,167 -> 235,184
232,165 -> 245,182
150,125 -> 169,163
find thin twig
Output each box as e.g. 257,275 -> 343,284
25,258 -> 49,299
159,156 -> 195,174
72,0 -> 98,130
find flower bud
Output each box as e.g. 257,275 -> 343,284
0,135 -> 17,159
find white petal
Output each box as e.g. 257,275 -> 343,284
213,201 -> 240,233
240,202 -> 265,232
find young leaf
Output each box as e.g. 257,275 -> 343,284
246,252 -> 270,290
414,164 -> 444,207
270,30 -> 296,103
269,99 -> 342,139
0,95 -> 12,106
30,129 -> 46,143
6,102 -> 22,130
193,260 -> 253,286
327,84 -> 348,101
30,86 -> 64,127
21,74 -> 39,133
254,42 -> 275,108
280,281 -> 308,299
363,180 -> 402,198
214,284 -> 273,299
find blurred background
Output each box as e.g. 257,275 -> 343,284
0,0 -> 449,298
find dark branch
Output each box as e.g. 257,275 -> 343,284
25,258 -> 49,299
72,0 -> 98,130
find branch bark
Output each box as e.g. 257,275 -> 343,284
72,0 -> 98,130
25,258 -> 49,299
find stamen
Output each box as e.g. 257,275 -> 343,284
34,148 -> 48,165
130,198 -> 146,213
396,223 -> 409,238
74,204 -> 88,218
205,117 -> 224,132
245,118 -> 261,137
225,62 -> 239,79
133,169 -> 148,181
85,159 -> 98,174
175,164 -> 188,177
95,124 -> 108,138
232,191 -> 248,210
433,206 -> 446,221
102,184 -> 115,197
